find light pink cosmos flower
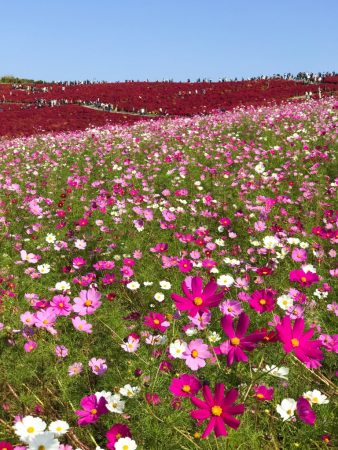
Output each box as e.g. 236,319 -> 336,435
182,339 -> 212,371
20,250 -> 39,263
88,357 -> 107,375
73,288 -> 102,315
71,316 -> 93,333
34,309 -> 57,329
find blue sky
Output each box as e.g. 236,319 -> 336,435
1,0 -> 337,81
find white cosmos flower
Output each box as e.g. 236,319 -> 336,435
37,263 -> 51,274
127,281 -> 140,291
115,437 -> 137,450
207,331 -> 221,343
159,280 -> 171,290
119,384 -> 141,398
143,281 -> 153,286
262,365 -> 289,380
154,292 -> 165,302
276,398 -> 297,421
263,235 -> 280,249
277,294 -> 294,310
14,415 -> 47,443
55,281 -> 70,291
28,431 -> 59,450
217,274 -> 234,287
46,233 -> 56,244
301,264 -> 316,273
74,239 -> 86,250
48,420 -> 69,436
169,339 -> 187,359
94,390 -> 113,403
254,162 -> 265,174
106,394 -> 125,414
303,389 -> 329,405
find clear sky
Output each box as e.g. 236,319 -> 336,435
1,0 -> 337,82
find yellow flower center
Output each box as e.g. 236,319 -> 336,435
58,303 -> 64,308
259,299 -> 266,305
300,276 -> 307,282
193,297 -> 203,306
287,409 -> 293,415
211,405 -> 223,416
78,325 -> 83,330
153,319 -> 160,325
123,446 -> 129,450
43,319 -> 49,324
291,338 -> 299,347
85,300 -> 92,306
182,385 -> 191,392
27,426 -> 35,433
191,349 -> 199,358
230,337 -> 240,346
312,397 -> 318,403
256,393 -> 265,399
228,307 -> 233,312
38,446 -> 46,450
116,433 -> 121,439
56,426 -> 62,431
283,300 -> 288,305
91,408 -> 97,415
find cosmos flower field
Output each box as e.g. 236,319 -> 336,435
0,98 -> 337,449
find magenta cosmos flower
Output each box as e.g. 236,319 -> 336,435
75,394 -> 108,425
214,313 -> 265,366
276,316 -> 323,368
106,423 -> 132,449
171,276 -> 224,316
289,270 -> 319,287
169,374 -> 202,397
249,289 -> 276,313
296,397 -> 316,425
190,384 -> 244,439
254,385 -> 274,401
182,339 -> 212,371
144,312 -> 169,333
73,288 -> 102,315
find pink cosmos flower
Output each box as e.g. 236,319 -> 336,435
55,345 -> 68,358
276,316 -> 323,368
171,276 -> 224,316
219,300 -> 243,317
249,289 -> 276,313
24,341 -> 37,352
144,312 -> 169,333
20,250 -> 39,263
106,423 -> 132,449
34,309 -> 57,329
20,311 -> 36,326
73,288 -> 102,315
68,362 -> 83,376
190,384 -> 244,438
71,316 -> 92,333
214,313 -> 265,366
50,295 -> 72,316
169,374 -> 202,397
182,339 -> 212,371
75,394 -> 108,425
88,357 -> 107,375
188,311 -> 211,330
296,397 -> 316,425
121,334 -> 140,352
291,248 -> 307,262
254,385 -> 274,401
289,269 -> 319,287
178,259 -> 193,273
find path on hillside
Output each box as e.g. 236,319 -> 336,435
80,104 -> 160,118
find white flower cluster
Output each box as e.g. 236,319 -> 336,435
14,416 -> 69,449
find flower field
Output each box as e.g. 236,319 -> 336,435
0,97 -> 337,449
1,78 -> 337,139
